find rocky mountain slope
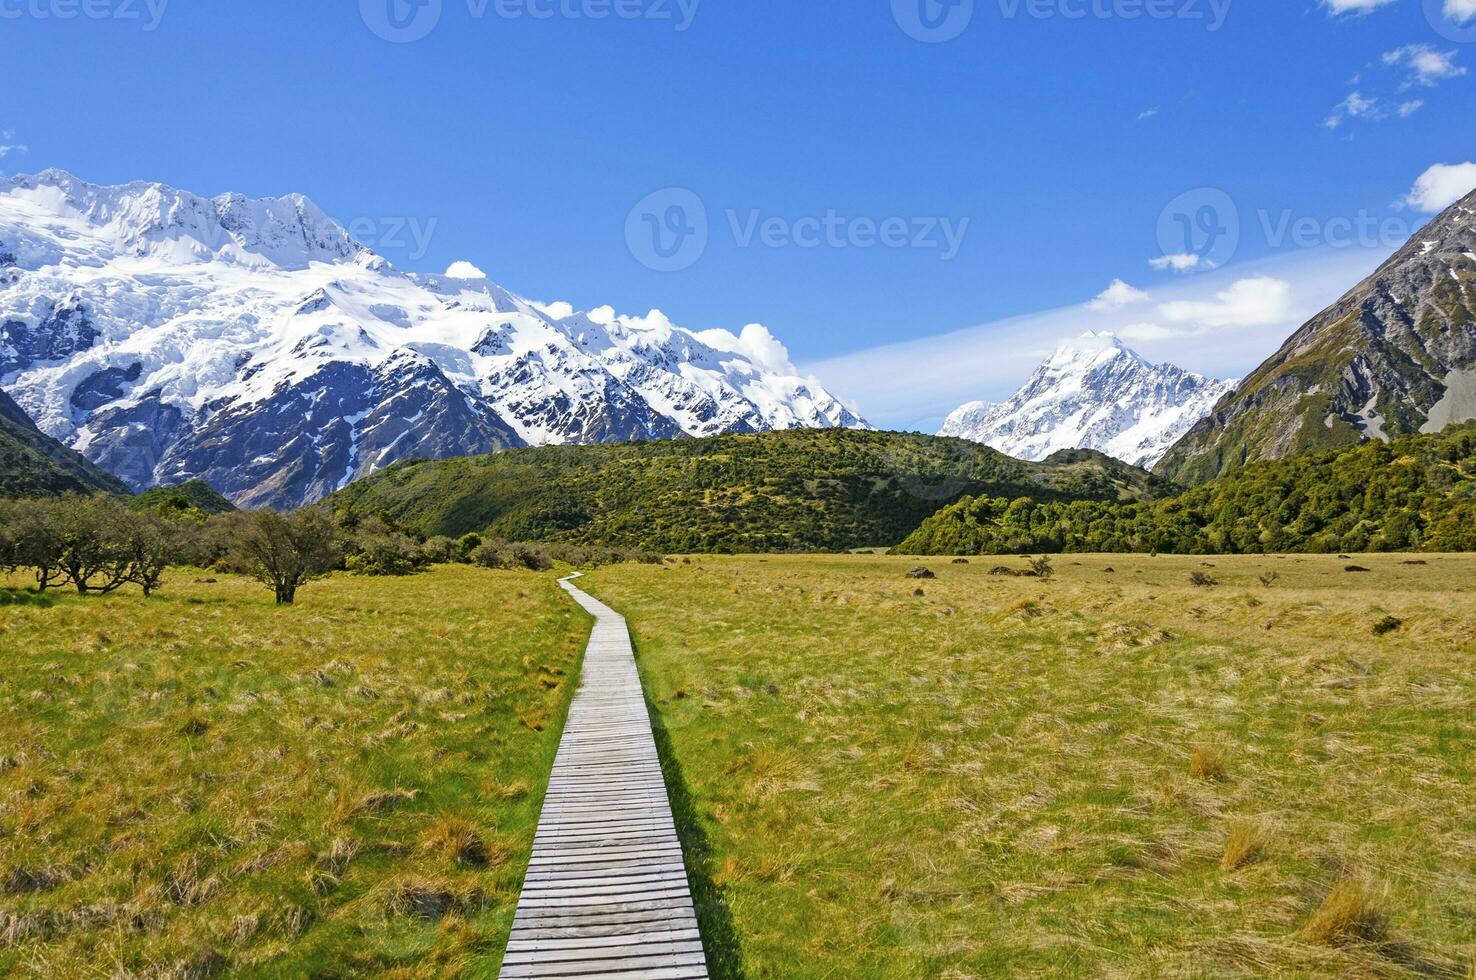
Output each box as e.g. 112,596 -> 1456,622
0,387 -> 129,497
329,429 -> 1167,553
0,170 -> 866,509
940,332 -> 1236,468
1157,187 -> 1476,485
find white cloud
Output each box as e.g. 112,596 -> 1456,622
1384,45 -> 1466,87
444,260 -> 487,278
533,299 -> 575,320
1320,0 -> 1395,14
1448,0 -> 1476,23
1087,279 -> 1151,312
1159,276 -> 1294,329
1137,107 -> 1160,121
1324,91 -> 1381,129
1398,100 -> 1425,117
1405,162 -> 1476,213
1150,253 -> 1203,273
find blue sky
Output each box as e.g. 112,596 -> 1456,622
3,0 -> 1474,428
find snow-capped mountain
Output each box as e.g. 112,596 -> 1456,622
0,170 -> 867,509
939,332 -> 1236,468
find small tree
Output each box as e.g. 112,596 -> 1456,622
1029,555 -> 1055,580
232,509 -> 338,605
6,499 -> 72,592
52,496 -> 134,595
122,513 -> 179,597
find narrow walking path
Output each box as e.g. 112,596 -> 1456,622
499,574 -> 709,980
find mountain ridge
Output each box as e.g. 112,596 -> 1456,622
1156,187 -> 1476,484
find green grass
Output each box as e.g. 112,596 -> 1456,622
587,553 -> 1476,977
0,565 -> 588,978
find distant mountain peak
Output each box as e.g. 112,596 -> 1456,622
941,335 -> 1236,469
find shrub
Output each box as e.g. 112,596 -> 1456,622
345,532 -> 427,577
1371,616 -> 1403,636
421,536 -> 458,565
1190,571 -> 1217,588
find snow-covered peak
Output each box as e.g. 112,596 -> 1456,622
941,335 -> 1236,468
1,169 -> 371,271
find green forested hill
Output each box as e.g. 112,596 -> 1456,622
129,480 -> 237,517
0,388 -> 130,497
897,422 -> 1476,555
331,429 -> 1166,553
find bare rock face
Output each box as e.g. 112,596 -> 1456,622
1157,188 -> 1476,485
0,170 -> 867,509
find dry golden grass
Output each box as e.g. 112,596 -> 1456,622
589,552 -> 1476,978
1301,876 -> 1390,946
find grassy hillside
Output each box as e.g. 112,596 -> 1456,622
0,389 -> 128,498
897,421 -> 1476,556
0,565 -> 587,977
129,479 -> 237,517
587,554 -> 1476,977
330,430 -> 1167,553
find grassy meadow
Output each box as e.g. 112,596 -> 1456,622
587,553 -> 1476,978
0,566 -> 588,978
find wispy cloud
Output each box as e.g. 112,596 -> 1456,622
1158,276 -> 1293,329
1150,253 -> 1204,273
1383,44 -> 1466,87
1319,0 -> 1395,14
1398,100 -> 1425,117
0,129 -> 27,159
1136,107 -> 1160,122
1324,91 -> 1381,129
1447,0 -> 1476,23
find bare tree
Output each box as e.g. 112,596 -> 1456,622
232,509 -> 338,605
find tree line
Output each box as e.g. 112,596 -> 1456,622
0,495 -> 662,605
896,422 -> 1476,556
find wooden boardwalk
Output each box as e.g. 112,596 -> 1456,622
499,574 -> 709,980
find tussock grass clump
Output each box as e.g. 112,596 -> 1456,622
420,818 -> 499,868
381,876 -> 482,921
1189,746 -> 1228,782
1301,876 -> 1390,945
1221,818 -> 1269,871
